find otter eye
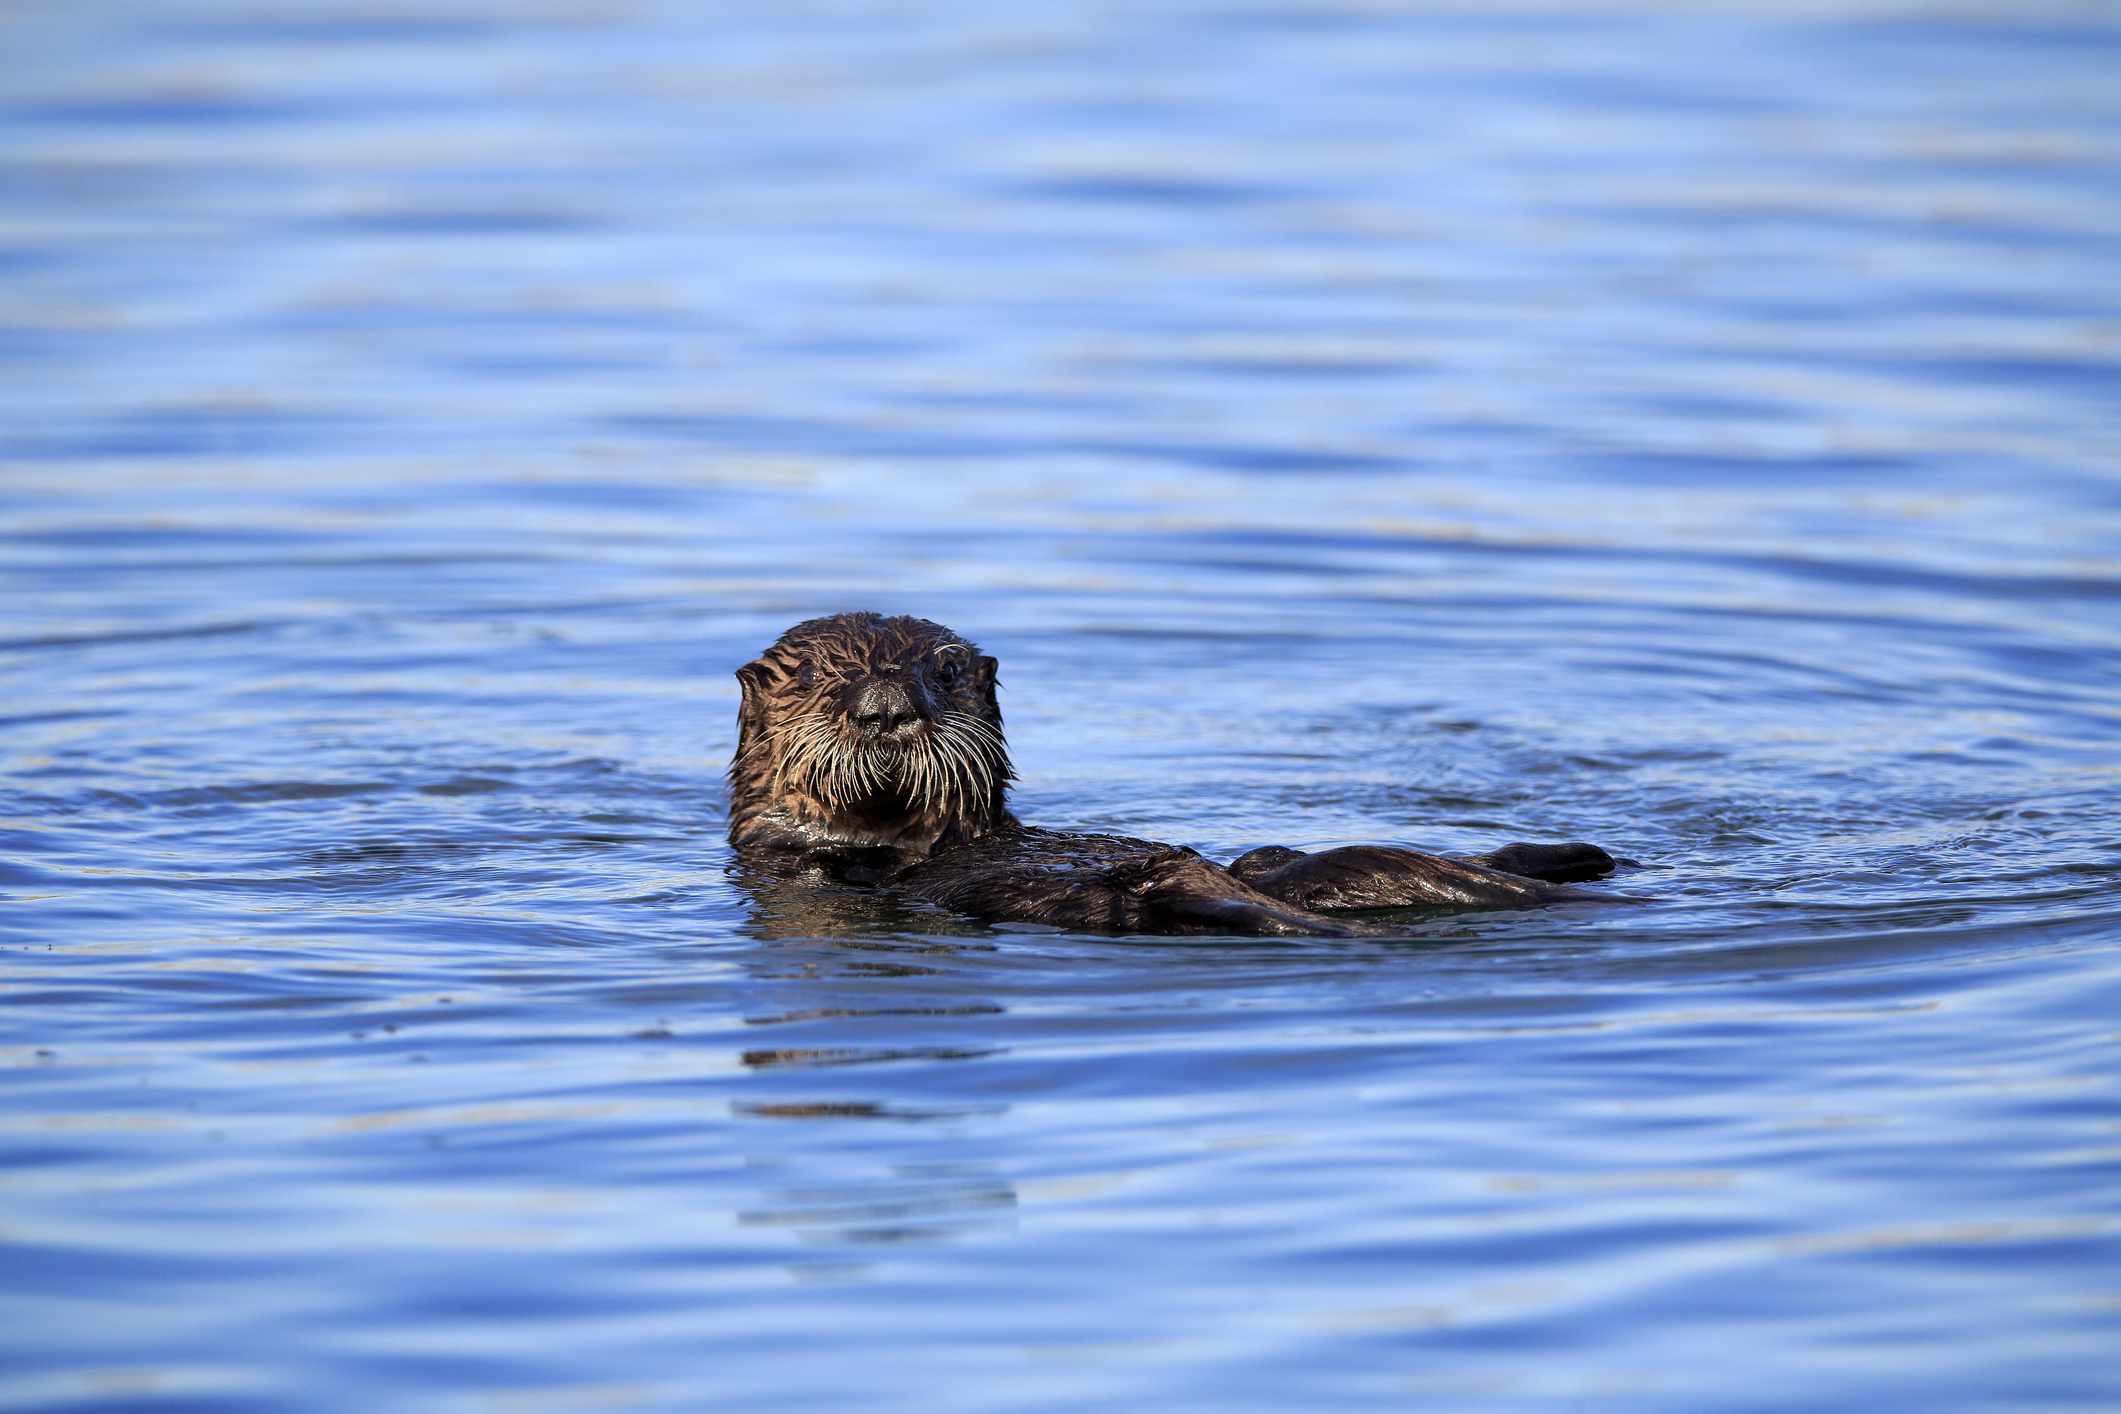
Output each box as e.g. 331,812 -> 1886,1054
795,661 -> 816,689
932,645 -> 968,683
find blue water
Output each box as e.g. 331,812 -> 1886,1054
4,1 -> 2120,1408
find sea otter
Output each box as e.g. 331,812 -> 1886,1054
729,612 -> 1620,937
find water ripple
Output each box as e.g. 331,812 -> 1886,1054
2,1 -> 2118,1409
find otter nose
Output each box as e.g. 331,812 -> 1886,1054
848,678 -> 923,737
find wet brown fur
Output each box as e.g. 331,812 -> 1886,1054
729,613 -> 1015,860
729,613 -> 1618,937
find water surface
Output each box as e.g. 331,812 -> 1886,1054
3,1 -> 2120,1408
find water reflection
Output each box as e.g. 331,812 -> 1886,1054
734,1101 -> 1002,1124
739,1045 -> 1004,1069
720,914 -> 1019,1263
738,1163 -> 1019,1247
730,864 -> 994,941
744,1004 -> 1007,1026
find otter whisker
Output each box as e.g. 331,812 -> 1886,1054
904,741 -> 930,812
934,712 -> 1010,811
772,715 -> 834,797
932,737 -> 960,818
950,730 -> 984,805
918,741 -> 944,813
937,729 -> 985,820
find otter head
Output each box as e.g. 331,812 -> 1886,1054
728,613 -> 1014,856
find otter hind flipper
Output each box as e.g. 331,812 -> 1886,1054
1228,844 -> 1563,910
1469,841 -> 1616,883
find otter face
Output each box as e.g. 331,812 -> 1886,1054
728,613 -> 1013,852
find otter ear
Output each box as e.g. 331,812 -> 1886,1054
734,661 -> 770,748
973,654 -> 1000,718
